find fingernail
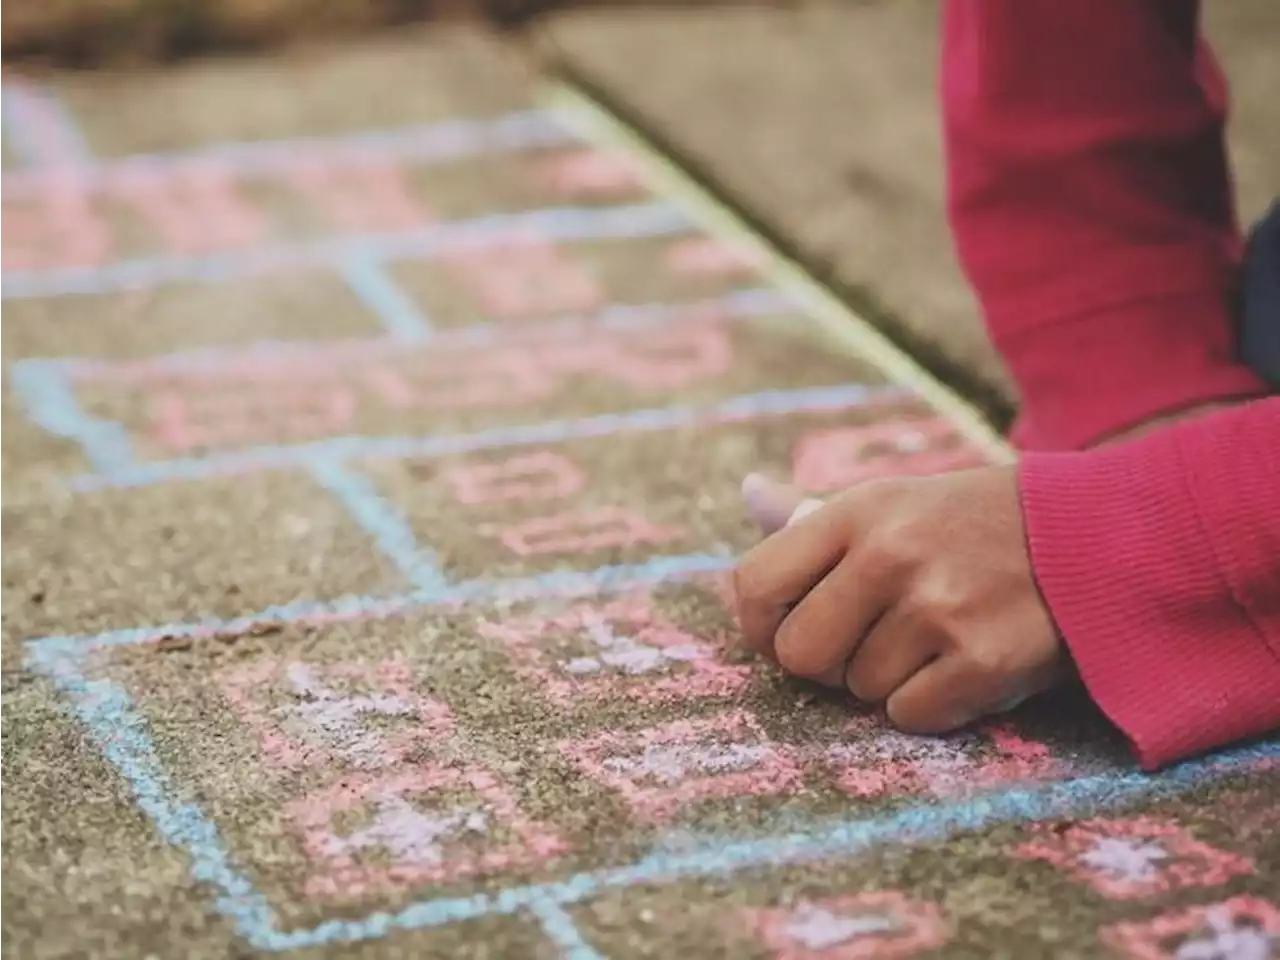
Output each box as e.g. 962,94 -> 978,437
787,498 -> 825,526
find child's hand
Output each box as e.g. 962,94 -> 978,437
733,468 -> 1067,732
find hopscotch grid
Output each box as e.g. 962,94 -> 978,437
527,899 -> 606,960
6,360 -> 138,471
1,201 -> 693,300
16,79 -> 1274,958
0,109 -> 576,198
18,288 -> 791,384
22,636 -> 1280,953
63,383 -> 909,492
337,256 -> 435,342
15,287 -> 794,406
6,287 -> 796,482
307,458 -> 448,592
27,553 -> 739,659
1,80 -> 93,168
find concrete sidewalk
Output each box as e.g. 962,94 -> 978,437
3,15 -> 1278,959
539,0 -> 1280,415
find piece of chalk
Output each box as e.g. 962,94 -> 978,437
741,473 -> 825,535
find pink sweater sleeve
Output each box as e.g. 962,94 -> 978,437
942,0 -> 1280,767
942,0 -> 1266,451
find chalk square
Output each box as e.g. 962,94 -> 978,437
387,235 -> 780,330
1100,896 -> 1280,960
527,148 -> 648,201
664,236 -> 769,282
570,236 -> 773,309
52,308 -> 871,467
1013,818 -> 1254,900
479,593 -> 749,706
792,417 -> 987,494
745,892 -> 951,959
380,147 -> 604,222
2,272 -> 381,365
817,718 -> 1062,800
288,765 -> 566,900
366,401 -> 929,586
558,710 -> 802,822
6,471 -> 410,638
218,656 -> 454,772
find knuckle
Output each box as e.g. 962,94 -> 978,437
963,642 -> 1011,682
856,522 -> 907,573
911,575 -> 962,624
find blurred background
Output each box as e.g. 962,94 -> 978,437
2,0 -> 781,66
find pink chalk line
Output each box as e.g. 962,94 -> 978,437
665,237 -> 768,279
487,507 -> 686,558
441,232 -> 603,319
6,155 -> 438,267
793,418 -> 987,493
289,766 -> 566,898
812,717 -> 1063,800
1100,897 -> 1279,960
479,593 -> 749,705
531,149 -> 647,198
2,170 -> 113,270
559,710 -> 803,822
1,109 -> 574,200
218,657 -> 454,772
111,164 -> 268,254
63,296 -> 765,385
132,320 -> 738,452
445,451 -> 586,505
217,653 -> 567,899
283,155 -> 434,233
1013,817 -> 1254,900
745,892 -> 950,959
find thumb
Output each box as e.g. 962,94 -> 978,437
741,473 -> 824,536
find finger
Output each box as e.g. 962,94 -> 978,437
885,649 -> 1061,734
732,500 -> 850,660
883,654 -> 998,734
741,473 -> 821,536
773,552 -> 894,685
843,605 -> 941,703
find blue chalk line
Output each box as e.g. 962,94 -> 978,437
67,383 -> 906,492
1,203 -> 693,300
2,109 -> 574,193
338,256 -> 434,342
307,459 -> 448,593
8,360 -> 138,471
24,633 -> 1278,953
1,82 -> 92,167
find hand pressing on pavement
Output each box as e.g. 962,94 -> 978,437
733,469 -> 1069,733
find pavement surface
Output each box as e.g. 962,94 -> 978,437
3,17 -> 1279,960
540,0 -> 1280,414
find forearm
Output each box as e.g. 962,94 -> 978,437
942,0 -> 1267,450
